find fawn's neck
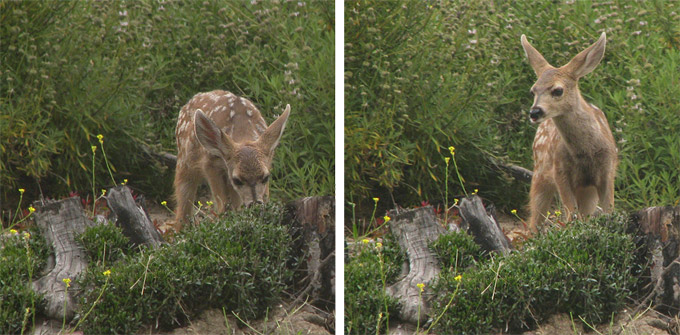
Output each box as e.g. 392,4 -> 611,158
552,98 -> 604,156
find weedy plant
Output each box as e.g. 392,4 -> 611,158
345,0 -> 680,220
1,0 -> 334,213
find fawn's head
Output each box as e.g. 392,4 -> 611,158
193,104 -> 291,207
521,32 -> 606,123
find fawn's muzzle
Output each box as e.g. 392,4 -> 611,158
529,107 -> 544,122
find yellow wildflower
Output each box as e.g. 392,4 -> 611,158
91,145 -> 97,153
417,282 -> 425,292
197,200 -> 203,207
101,189 -> 107,196
62,278 -> 71,288
122,179 -> 128,185
444,157 -> 450,165
555,210 -> 562,216
103,269 -> 111,276
23,232 -> 30,239
448,146 -> 455,156
28,206 -> 35,213
10,229 -> 18,234
362,238 -> 370,244
383,215 -> 391,223
97,134 -> 104,143
206,201 -> 214,207
454,274 -> 462,282
376,242 -> 383,250
19,188 -> 25,194
373,197 -> 379,203
161,201 -> 167,206
511,209 -> 517,215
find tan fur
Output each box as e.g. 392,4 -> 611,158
521,33 -> 617,232
173,90 -> 290,229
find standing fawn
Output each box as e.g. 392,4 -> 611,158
521,32 -> 617,232
173,90 -> 291,229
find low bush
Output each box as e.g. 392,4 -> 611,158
74,203 -> 293,334
77,222 -> 130,266
430,213 -> 640,333
0,227 -> 50,335
344,235 -> 403,335
430,229 -> 484,271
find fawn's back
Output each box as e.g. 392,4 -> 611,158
173,90 -> 290,228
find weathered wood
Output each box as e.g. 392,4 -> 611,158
630,206 -> 680,314
459,195 -> 512,254
31,197 -> 94,321
106,186 -> 163,248
284,196 -> 335,310
386,206 -> 445,324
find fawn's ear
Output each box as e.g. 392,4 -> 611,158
258,104 -> 290,157
563,32 -> 606,79
521,34 -> 552,77
194,109 -> 236,158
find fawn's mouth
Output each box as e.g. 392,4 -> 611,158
529,108 -> 544,123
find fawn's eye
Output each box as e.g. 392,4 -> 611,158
551,88 -> 564,97
262,174 -> 270,183
232,177 -> 244,186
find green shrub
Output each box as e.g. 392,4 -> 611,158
345,0 -> 680,219
430,229 -> 483,271
0,227 -> 50,335
1,0 -> 333,209
430,214 -> 640,333
78,222 -> 130,266
345,235 -> 403,335
74,203 -> 293,334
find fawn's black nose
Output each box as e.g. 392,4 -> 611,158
529,107 -> 544,122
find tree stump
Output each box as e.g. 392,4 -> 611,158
459,195 -> 512,254
284,196 -> 335,313
630,206 -> 680,314
106,186 -> 163,248
385,206 -> 445,324
31,197 -> 94,322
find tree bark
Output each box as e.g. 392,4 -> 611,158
630,206 -> 680,314
31,197 -> 94,322
386,206 -> 445,324
106,186 -> 163,248
459,195 -> 512,254
284,196 -> 335,313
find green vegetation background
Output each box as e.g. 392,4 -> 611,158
1,0 -> 334,212
345,0 -> 680,221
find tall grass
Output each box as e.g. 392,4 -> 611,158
1,0 -> 334,215
345,0 -> 680,220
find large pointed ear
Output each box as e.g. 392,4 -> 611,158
258,104 -> 291,156
194,109 -> 235,158
563,32 -> 606,79
521,34 -> 551,77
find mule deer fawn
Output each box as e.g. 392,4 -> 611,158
173,90 -> 290,229
521,32 -> 617,232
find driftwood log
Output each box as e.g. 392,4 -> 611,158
106,186 -> 163,248
630,206 -> 680,314
285,196 -> 335,315
386,206 -> 445,324
459,195 -> 512,254
31,197 -> 94,322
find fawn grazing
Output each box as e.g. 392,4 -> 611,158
521,32 -> 617,232
173,90 -> 290,229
